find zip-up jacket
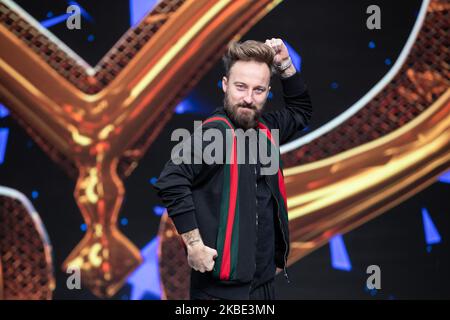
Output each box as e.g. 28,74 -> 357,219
154,72 -> 312,299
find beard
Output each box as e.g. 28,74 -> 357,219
223,93 -> 264,130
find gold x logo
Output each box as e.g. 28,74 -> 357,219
0,0 -> 281,297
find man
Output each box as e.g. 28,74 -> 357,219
154,38 -> 312,300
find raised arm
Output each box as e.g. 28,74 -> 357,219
262,38 -> 313,144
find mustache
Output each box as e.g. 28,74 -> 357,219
236,103 -> 257,111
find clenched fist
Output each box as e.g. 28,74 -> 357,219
187,241 -> 218,273
265,38 -> 296,78
181,228 -> 217,273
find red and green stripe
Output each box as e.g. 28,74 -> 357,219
202,116 -> 239,280
257,121 -> 288,222
200,116 -> 287,280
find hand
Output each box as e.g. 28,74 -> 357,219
187,241 -> 218,273
265,38 -> 296,78
265,38 -> 290,66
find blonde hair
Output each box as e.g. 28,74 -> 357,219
222,40 -> 275,77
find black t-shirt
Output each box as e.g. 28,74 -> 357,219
251,138 -> 276,290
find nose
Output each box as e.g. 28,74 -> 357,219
242,91 -> 253,105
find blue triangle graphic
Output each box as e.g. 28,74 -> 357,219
329,234 -> 352,271
0,128 -> 9,165
422,208 -> 441,245
127,236 -> 162,300
438,170 -> 450,184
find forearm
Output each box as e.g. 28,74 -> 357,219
279,64 -> 297,79
261,71 -> 312,143
154,160 -> 198,233
181,228 -> 203,247
281,71 -> 311,110
182,228 -> 217,273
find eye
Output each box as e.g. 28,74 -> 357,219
235,84 -> 246,90
254,88 -> 265,94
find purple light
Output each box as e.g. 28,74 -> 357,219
0,128 -> 9,165
0,104 -> 10,118
174,98 -> 208,115
422,207 -> 441,246
438,170 -> 450,184
40,14 -> 71,28
127,236 -> 162,300
329,234 -> 352,271
129,0 -> 159,27
284,42 -> 302,72
153,206 -> 165,216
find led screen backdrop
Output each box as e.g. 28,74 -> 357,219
0,0 -> 448,300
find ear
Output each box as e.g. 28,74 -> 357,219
222,76 -> 228,93
267,85 -> 271,96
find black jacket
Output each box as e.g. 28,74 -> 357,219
154,72 -> 312,299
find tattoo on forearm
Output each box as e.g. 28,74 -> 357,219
181,229 -> 202,246
280,65 -> 297,79
188,239 -> 200,246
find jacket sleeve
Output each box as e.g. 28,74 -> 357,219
153,122 -> 221,235
262,72 -> 313,144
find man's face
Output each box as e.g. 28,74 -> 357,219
222,60 -> 271,129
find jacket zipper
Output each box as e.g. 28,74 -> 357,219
266,176 -> 290,283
